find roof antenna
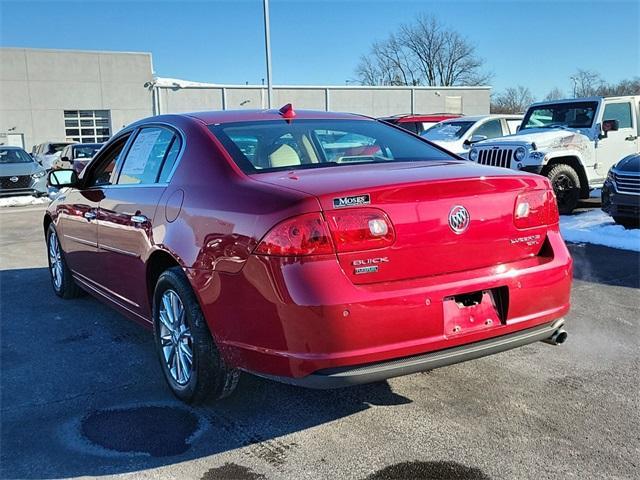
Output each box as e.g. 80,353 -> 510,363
278,103 -> 296,120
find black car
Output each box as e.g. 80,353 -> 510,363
602,153 -> 640,228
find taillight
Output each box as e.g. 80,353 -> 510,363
326,208 -> 395,253
514,190 -> 548,229
547,190 -> 560,224
255,213 -> 334,256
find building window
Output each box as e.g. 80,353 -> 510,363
64,110 -> 111,143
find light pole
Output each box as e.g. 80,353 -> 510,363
263,0 -> 273,109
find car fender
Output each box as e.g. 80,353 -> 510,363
540,149 -> 588,168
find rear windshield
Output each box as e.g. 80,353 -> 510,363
422,121 -> 475,141
48,143 -> 70,154
209,119 -> 456,173
0,148 -> 33,164
74,144 -> 102,158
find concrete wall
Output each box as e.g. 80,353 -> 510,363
0,47 -> 491,151
0,48 -> 153,150
158,85 -> 490,117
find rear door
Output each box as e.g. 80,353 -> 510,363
97,126 -> 181,318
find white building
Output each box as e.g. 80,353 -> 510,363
1,47 -> 491,150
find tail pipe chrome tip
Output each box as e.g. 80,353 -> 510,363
542,327 -> 568,346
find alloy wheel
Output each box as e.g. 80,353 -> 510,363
159,289 -> 193,385
48,231 -> 63,290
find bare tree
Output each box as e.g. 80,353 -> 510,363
596,77 -> 640,96
544,87 -> 565,101
570,69 -> 604,97
491,86 -> 535,114
356,15 -> 490,86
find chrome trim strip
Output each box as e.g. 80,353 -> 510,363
612,168 -> 640,195
72,270 -> 141,308
99,243 -> 139,257
63,234 -> 97,248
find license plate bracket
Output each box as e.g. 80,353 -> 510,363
443,287 -> 508,336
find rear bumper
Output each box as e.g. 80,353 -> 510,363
189,229 -> 572,380
257,318 -> 565,388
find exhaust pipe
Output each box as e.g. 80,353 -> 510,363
542,328 -> 568,346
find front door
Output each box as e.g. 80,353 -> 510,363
60,133 -> 132,289
596,101 -> 638,179
56,188 -> 102,281
97,126 -> 180,319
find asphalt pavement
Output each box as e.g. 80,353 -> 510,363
0,204 -> 638,480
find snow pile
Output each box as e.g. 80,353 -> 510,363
0,196 -> 50,208
154,77 -> 221,89
560,210 -> 640,252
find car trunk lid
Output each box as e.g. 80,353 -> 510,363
254,161 -> 551,283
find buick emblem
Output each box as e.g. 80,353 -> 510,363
448,205 -> 470,234
9,176 -> 18,183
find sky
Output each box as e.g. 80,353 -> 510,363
1,0 -> 638,98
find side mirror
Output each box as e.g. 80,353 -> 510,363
48,169 -> 78,188
465,135 -> 488,148
600,119 -> 619,139
602,119 -> 619,133
61,156 -> 70,162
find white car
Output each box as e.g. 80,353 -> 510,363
32,141 -> 75,171
469,96 -> 640,213
421,115 -> 523,156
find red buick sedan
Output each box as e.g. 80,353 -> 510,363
45,106 -> 572,403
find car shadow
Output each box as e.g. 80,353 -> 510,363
0,267 -> 411,479
568,243 -> 639,289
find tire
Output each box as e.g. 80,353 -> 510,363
152,266 -> 239,403
46,224 -> 82,299
546,164 -> 581,215
613,216 -> 639,229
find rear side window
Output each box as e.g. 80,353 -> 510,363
117,128 -> 174,185
399,122 -> 420,134
158,137 -> 181,182
603,103 -> 633,129
473,119 -> 503,139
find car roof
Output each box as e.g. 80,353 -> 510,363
439,114 -> 523,123
529,95 -> 638,107
185,108 -> 370,125
0,145 -> 25,150
379,113 -> 462,122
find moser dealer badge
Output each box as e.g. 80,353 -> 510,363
333,194 -> 371,208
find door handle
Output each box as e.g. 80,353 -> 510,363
131,214 -> 148,224
84,211 -> 97,220
625,135 -> 638,141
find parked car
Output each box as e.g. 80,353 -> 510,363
379,113 -> 462,134
469,96 -> 640,213
45,106 -> 572,403
53,143 -> 103,174
421,115 -> 523,156
0,146 -> 47,197
602,153 -> 640,227
32,141 -> 75,171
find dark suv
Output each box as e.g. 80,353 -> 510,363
602,153 -> 640,227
